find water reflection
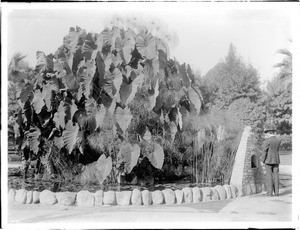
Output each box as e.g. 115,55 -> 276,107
8,169 -> 218,192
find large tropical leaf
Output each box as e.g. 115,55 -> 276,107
95,105 -> 106,129
108,98 -> 116,115
152,58 -> 159,76
53,136 -> 64,149
120,81 -> 132,104
155,37 -> 170,59
19,84 -> 34,103
99,28 -> 112,46
85,97 -> 98,115
87,132 -> 105,151
53,101 -> 66,129
102,109 -> 116,131
169,106 -> 182,130
110,26 -> 121,51
54,58 -> 70,76
112,50 -> 123,67
94,52 -> 106,90
78,114 -> 96,132
188,86 -> 202,114
77,84 -> 83,101
65,99 -> 78,121
82,60 -> 96,98
125,73 -> 145,105
186,64 -> 196,83
63,26 -> 84,71
36,51 -> 53,73
103,53 -> 113,72
82,32 -> 97,60
143,127 -> 152,141
115,106 -> 133,134
119,143 -> 140,173
32,89 -> 45,114
42,82 -> 58,112
27,127 -> 41,154
147,143 -> 164,169
23,100 -> 32,128
122,30 -> 135,64
170,121 -> 177,144
136,33 -> 157,60
96,154 -> 113,184
179,63 -> 191,88
62,121 -> 79,154
148,79 -> 159,111
113,68 -> 123,101
178,108 -> 183,130
90,28 -> 108,60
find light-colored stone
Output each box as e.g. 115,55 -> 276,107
175,189 -> 184,204
8,188 -> 16,202
131,189 -> 142,206
56,192 -> 76,206
235,185 -> 244,197
116,191 -> 132,206
211,188 -> 219,201
200,187 -> 212,202
245,184 -> 252,195
250,183 -> 257,194
142,190 -> 151,205
103,191 -> 116,205
152,190 -> 164,205
26,190 -> 33,204
162,189 -> 175,205
229,184 -> 238,198
76,190 -> 95,207
40,190 -> 57,205
223,185 -> 232,199
93,190 -> 104,206
15,189 -> 27,204
192,187 -> 202,203
182,187 -> 193,203
255,183 -> 262,193
33,191 -> 40,204
214,185 -> 227,200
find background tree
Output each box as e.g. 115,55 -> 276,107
265,46 -> 292,135
274,46 -> 292,85
202,43 -> 265,134
264,45 -> 292,150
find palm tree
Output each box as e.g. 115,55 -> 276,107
8,52 -> 28,82
274,46 -> 292,86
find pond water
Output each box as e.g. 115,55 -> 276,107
8,167 -> 220,193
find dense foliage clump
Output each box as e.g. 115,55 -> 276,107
11,25 -> 210,184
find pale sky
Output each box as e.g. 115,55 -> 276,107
4,3 -> 293,84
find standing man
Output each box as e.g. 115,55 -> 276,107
262,129 -> 281,196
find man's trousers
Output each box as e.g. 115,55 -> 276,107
265,164 -> 279,195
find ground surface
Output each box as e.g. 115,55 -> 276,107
6,152 -> 294,227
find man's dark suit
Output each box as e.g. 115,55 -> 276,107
262,135 -> 281,195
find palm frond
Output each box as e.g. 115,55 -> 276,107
276,48 -> 292,57
9,53 -> 27,70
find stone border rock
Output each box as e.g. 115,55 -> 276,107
8,183 -> 261,207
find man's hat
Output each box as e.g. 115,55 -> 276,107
264,129 -> 276,134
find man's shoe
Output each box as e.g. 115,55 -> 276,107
262,193 -> 273,196
274,193 -> 279,196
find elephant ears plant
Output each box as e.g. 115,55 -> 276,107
13,25 -> 204,184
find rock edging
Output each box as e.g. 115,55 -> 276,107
8,183 -> 261,207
